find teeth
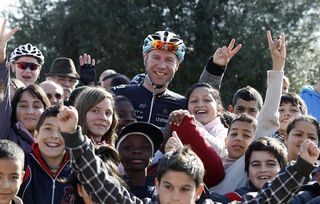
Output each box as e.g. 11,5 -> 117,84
155,72 -> 165,76
46,142 -> 59,148
258,176 -> 270,179
195,110 -> 206,114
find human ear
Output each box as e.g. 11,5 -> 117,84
228,105 -> 233,113
195,183 -> 204,200
154,177 -> 160,193
34,130 -> 39,143
143,53 -> 149,67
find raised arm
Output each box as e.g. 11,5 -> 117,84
0,19 -> 19,139
58,106 -> 144,204
198,39 -> 242,90
255,31 -> 286,139
79,53 -> 96,86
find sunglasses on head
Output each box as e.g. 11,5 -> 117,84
151,40 -> 178,52
15,62 -> 40,71
46,93 -> 63,100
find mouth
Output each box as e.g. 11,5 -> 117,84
257,175 -> 271,180
154,71 -> 166,76
45,142 -> 60,149
130,159 -> 145,164
231,145 -> 243,150
94,124 -> 107,129
195,110 -> 207,114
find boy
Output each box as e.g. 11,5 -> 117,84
0,140 -> 25,204
17,106 -> 72,204
116,121 -> 163,199
58,105 -> 319,203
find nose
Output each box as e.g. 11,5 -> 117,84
98,112 -> 108,121
158,59 -> 167,69
26,107 -> 34,115
171,190 -> 180,201
2,178 -> 11,189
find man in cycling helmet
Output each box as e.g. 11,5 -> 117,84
9,43 -> 44,85
112,31 -> 186,128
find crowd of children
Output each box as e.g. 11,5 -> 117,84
1,17 -> 320,204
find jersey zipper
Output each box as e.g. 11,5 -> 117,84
148,92 -> 156,123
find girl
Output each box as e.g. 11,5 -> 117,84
0,20 -> 50,153
75,87 -> 118,146
284,115 -> 319,161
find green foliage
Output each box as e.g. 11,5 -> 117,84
7,0 -> 320,107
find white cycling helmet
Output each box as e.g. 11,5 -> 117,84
10,43 -> 44,64
142,31 -> 186,62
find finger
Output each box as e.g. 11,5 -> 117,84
227,39 -> 235,50
92,58 -> 96,66
79,55 -> 84,65
4,26 -> 19,41
83,53 -> 88,64
230,44 -> 242,56
267,30 -> 273,49
0,19 -> 7,36
279,33 -> 285,49
87,54 -> 91,64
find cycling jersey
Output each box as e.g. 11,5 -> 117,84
111,83 -> 186,128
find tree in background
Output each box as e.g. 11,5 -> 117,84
6,0 -> 320,106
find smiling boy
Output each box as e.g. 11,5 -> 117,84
0,140 -> 25,204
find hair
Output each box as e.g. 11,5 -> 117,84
71,145 -> 125,203
228,113 -> 258,134
232,86 -> 263,110
75,87 -> 118,146
286,115 -> 320,141
0,139 -> 25,167
36,106 -> 61,131
110,74 -> 130,87
156,146 -> 204,187
245,137 -> 288,174
11,84 -> 51,125
280,92 -> 307,114
65,86 -> 90,106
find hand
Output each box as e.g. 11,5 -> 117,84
267,31 -> 286,71
57,106 -> 78,133
212,39 -> 242,66
79,53 -> 96,85
299,139 -> 319,165
0,19 -> 19,63
169,109 -> 191,126
165,131 -> 183,153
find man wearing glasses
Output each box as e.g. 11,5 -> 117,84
10,43 -> 44,85
46,57 -> 80,101
40,80 -> 64,106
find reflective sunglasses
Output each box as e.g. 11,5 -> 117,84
15,62 -> 41,71
151,40 -> 178,52
46,93 -> 63,100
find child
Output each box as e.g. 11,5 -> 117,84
0,140 -> 25,204
232,137 -> 287,198
228,86 -> 263,119
114,95 -> 137,133
272,92 -> 307,143
116,121 -> 163,199
284,115 -> 319,161
17,106 -> 73,204
75,87 -> 118,146
185,82 -> 228,155
57,105 -> 319,203
0,20 -> 50,153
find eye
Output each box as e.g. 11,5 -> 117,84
189,99 -> 198,104
250,109 -> 257,113
105,110 -> 113,117
181,187 -> 191,192
229,133 -> 237,137
164,184 -> 173,190
267,162 -> 277,167
244,134 -> 252,139
10,175 -> 20,181
294,133 -> 302,138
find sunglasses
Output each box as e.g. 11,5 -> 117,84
46,93 -> 63,100
15,62 -> 40,71
151,40 -> 178,52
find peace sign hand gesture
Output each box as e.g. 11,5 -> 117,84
267,31 -> 286,71
0,19 -> 19,63
212,38 -> 242,66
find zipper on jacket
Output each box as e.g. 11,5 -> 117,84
148,93 -> 156,123
51,179 -> 56,204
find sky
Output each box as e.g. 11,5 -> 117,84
0,0 -> 19,16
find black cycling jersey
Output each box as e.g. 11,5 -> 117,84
111,83 -> 186,128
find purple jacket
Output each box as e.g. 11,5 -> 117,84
0,60 -> 34,153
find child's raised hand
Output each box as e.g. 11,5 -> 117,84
57,106 -> 78,133
267,31 -> 286,71
0,19 -> 19,63
299,139 -> 320,165
212,39 -> 242,66
169,109 -> 191,126
165,131 -> 183,153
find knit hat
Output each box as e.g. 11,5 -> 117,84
99,69 -> 117,82
47,57 -> 80,79
116,122 -> 163,155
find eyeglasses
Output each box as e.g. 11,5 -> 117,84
151,40 -> 178,52
15,62 -> 41,71
46,93 -> 63,100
